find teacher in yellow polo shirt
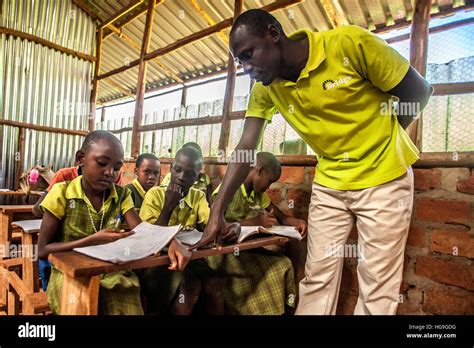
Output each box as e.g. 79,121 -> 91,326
192,9 -> 433,315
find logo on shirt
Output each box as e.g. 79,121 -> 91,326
322,76 -> 352,90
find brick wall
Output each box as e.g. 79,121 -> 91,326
122,161 -> 474,315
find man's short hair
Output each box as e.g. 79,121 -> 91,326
230,9 -> 284,38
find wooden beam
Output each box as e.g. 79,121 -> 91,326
138,111 -> 245,133
218,0 -> 243,154
386,17 -> 474,44
0,119 -> 88,137
320,0 -> 349,27
97,0 -> 303,80
0,27 -> 95,62
373,3 -> 474,34
99,0 -> 144,29
103,0 -> 162,40
14,128 -> 25,191
89,27 -> 103,132
71,0 -> 100,21
432,82 -> 474,96
190,0 -> 229,45
155,152 -> 474,168
406,0 -> 431,149
131,0 -> 156,158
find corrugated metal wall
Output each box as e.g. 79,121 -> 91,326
0,0 -> 95,189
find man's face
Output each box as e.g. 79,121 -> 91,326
230,24 -> 281,86
136,158 -> 160,191
78,139 -> 124,192
170,153 -> 200,195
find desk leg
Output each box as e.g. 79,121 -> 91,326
22,233 -> 39,292
60,274 -> 100,315
0,212 -> 12,260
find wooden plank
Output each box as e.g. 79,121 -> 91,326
0,211 -> 12,260
0,119 -> 88,137
218,0 -> 243,154
406,0 -> 431,149
60,274 -> 100,315
138,111 -> 245,133
131,0 -> 157,158
23,292 -> 49,315
89,27 -> 103,132
103,0 -> 162,40
99,0 -> 144,29
21,232 -> 39,293
98,0 -> 303,80
0,205 -> 34,213
432,82 -> 474,96
49,235 -> 289,278
14,128 -> 25,191
0,27 -> 95,62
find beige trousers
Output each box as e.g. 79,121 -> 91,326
296,168 -> 414,315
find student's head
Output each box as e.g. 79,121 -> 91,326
135,153 -> 160,191
182,142 -> 202,154
77,130 -> 124,192
230,9 -> 285,86
170,147 -> 203,194
249,152 -> 281,193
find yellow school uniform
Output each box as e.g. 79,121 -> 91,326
40,176 -> 143,315
246,25 -> 419,190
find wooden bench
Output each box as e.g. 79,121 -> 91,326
49,235 -> 289,315
0,257 -> 50,315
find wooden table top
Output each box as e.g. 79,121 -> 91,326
49,235 -> 289,278
0,205 -> 34,213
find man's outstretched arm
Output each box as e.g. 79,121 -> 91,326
388,66 -> 434,129
190,117 -> 267,249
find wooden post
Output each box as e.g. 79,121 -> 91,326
218,0 -> 243,155
131,0 -> 156,158
407,0 -> 431,148
100,106 -> 106,123
89,27 -> 103,132
14,128 -> 25,191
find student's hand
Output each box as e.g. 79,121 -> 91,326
168,239 -> 191,272
293,219 -> 308,238
164,183 -> 186,209
221,222 -> 241,244
256,209 -> 278,228
86,228 -> 134,246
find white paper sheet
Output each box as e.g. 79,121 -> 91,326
237,225 -> 302,243
73,223 -> 181,264
175,229 -> 203,245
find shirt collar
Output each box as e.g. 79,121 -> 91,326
131,178 -> 147,199
282,28 -> 326,86
240,183 -> 256,204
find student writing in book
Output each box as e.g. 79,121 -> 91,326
125,153 -> 160,211
160,142 -> 213,205
139,146 -> 238,315
37,130 -> 190,315
208,151 -> 307,315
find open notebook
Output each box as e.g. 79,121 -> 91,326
73,222 -> 181,264
175,225 -> 302,246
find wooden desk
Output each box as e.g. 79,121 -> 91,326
0,206 -> 35,260
49,235 -> 288,315
11,220 -> 41,292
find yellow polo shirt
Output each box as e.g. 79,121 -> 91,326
246,25 -> 419,190
139,186 -> 210,230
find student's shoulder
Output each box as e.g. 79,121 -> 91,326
146,186 -> 166,198
189,187 -> 206,201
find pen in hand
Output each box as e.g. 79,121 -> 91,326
114,214 -> 122,231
